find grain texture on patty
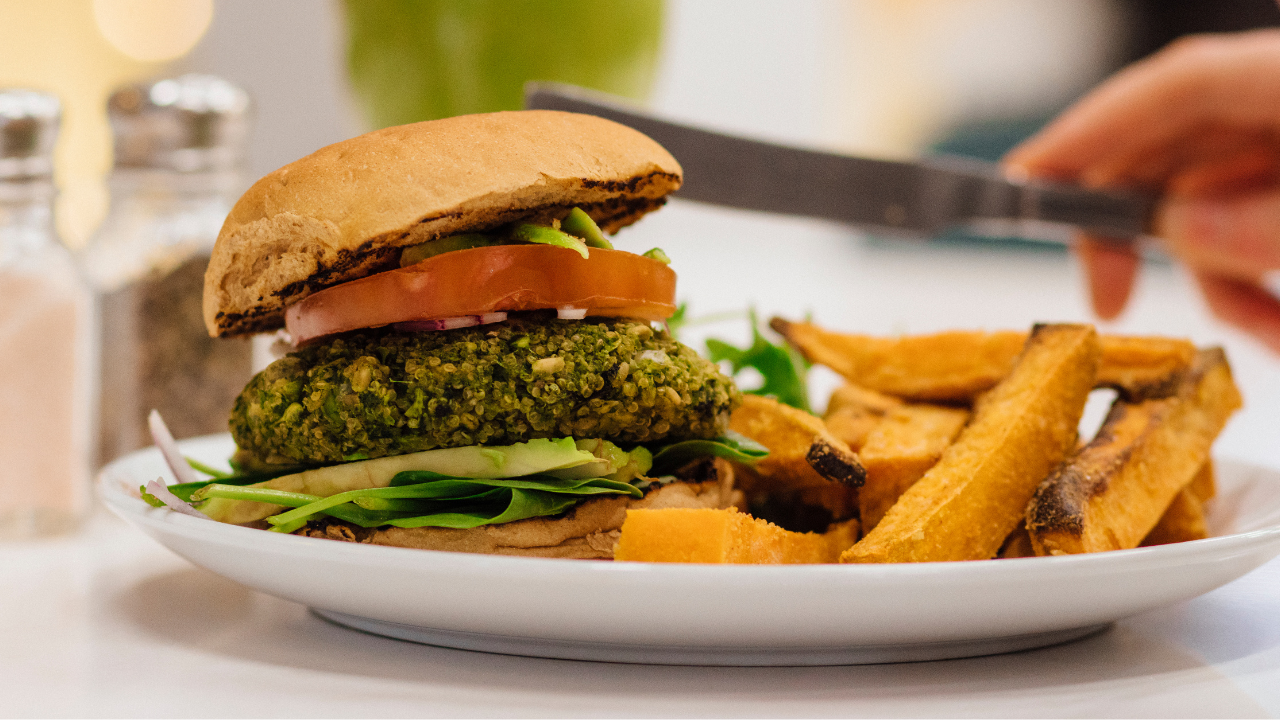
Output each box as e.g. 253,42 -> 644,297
230,320 -> 740,465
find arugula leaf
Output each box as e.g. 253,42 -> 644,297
665,302 -> 689,339
650,431 -> 770,475
706,308 -> 811,412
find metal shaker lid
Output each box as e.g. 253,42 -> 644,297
109,74 -> 251,172
0,89 -> 60,180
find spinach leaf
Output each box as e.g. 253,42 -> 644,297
650,430 -> 770,475
240,473 -> 643,533
387,489 -> 583,529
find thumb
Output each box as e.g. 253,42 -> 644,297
1158,191 -> 1280,281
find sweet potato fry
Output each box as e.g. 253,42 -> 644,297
1139,487 -> 1209,547
997,521 -> 1035,559
823,384 -> 903,451
827,383 -> 904,416
1187,460 -> 1216,502
1026,349 -> 1240,555
614,507 -> 858,563
842,324 -> 1099,563
730,394 -> 865,491
857,404 -> 970,531
771,318 -> 1195,402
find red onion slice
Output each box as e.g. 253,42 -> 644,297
148,410 -> 198,485
143,477 -> 209,519
393,312 -> 509,333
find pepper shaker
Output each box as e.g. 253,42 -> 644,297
79,75 -> 253,467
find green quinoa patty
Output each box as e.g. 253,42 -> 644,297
230,319 -> 740,466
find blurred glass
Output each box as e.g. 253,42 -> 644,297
343,0 -> 664,126
0,91 -> 94,538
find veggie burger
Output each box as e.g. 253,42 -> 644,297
167,110 -> 755,558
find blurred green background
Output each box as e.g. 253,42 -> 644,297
343,0 -> 664,127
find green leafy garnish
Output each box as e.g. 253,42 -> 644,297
561,207 -> 612,249
191,484 -> 319,505
511,223 -> 589,259
650,431 -> 770,475
706,309 -> 811,412
166,459 -> 304,503
642,247 -> 670,264
196,472 -> 643,533
185,457 -> 233,479
665,302 -> 689,339
390,488 -> 581,529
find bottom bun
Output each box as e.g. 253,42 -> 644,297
299,458 -> 742,559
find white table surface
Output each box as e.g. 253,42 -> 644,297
6,201 -> 1280,717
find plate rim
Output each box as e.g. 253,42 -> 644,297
98,437 -> 1280,664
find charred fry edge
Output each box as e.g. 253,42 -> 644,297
1026,348 -> 1240,555
805,438 -> 866,488
842,323 -> 1098,563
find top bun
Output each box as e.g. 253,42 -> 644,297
203,110 -> 682,337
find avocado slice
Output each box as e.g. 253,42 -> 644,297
561,207 -> 613,249
400,233 -> 503,267
199,438 -> 596,524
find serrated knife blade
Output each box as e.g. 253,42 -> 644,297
525,82 -> 1153,241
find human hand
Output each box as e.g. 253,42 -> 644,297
1005,30 -> 1280,352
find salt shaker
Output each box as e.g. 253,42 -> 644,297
79,75 -> 253,467
0,90 -> 95,537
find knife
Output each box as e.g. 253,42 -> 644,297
525,82 -> 1153,241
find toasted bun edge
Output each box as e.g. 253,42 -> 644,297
204,110 -> 682,337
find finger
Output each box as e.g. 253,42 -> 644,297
1157,190 -> 1280,280
1194,270 -> 1280,353
1075,235 -> 1141,320
1166,141 -> 1280,196
1006,30 -> 1280,181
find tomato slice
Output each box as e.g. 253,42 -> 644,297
285,244 -> 677,343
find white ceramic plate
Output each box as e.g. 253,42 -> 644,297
99,435 -> 1280,666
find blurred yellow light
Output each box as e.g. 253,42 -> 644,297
92,0 -> 213,62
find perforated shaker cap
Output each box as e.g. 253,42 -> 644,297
0,89 -> 60,180
109,74 -> 251,172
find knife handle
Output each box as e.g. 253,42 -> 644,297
922,154 -> 1155,240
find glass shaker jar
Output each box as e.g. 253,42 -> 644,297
79,75 -> 253,467
0,90 -> 95,537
